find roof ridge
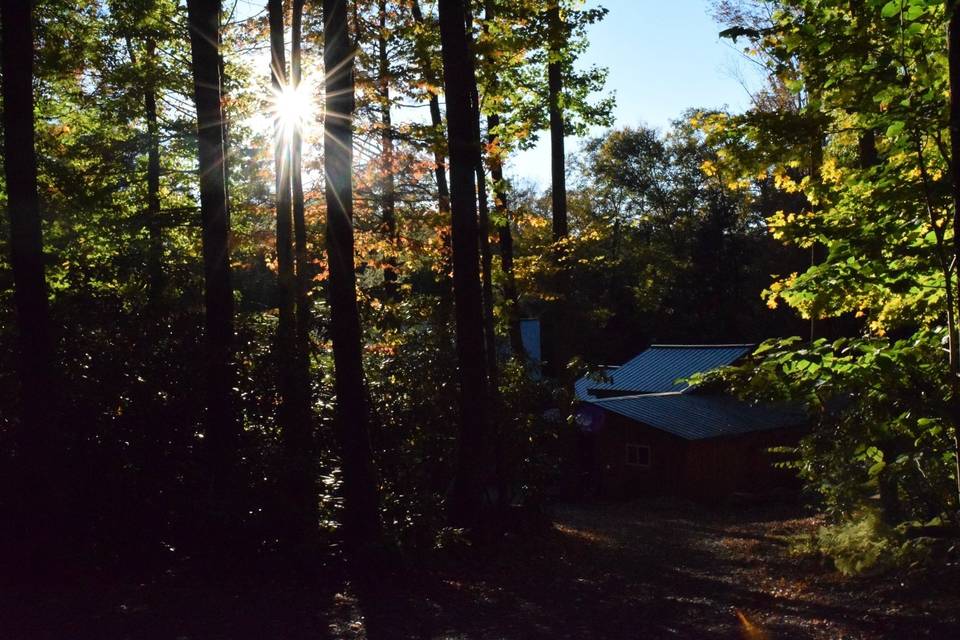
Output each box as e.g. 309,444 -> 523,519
649,343 -> 755,349
591,391 -> 685,401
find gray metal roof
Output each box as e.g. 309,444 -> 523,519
577,344 -> 753,398
588,393 -> 805,440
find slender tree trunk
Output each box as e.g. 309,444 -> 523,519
438,0 -> 491,527
547,2 -> 567,241
465,5 -> 498,384
411,0 -> 454,326
323,0 -> 383,552
858,129 -> 878,170
287,0 -> 319,544
141,40 -> 164,303
410,0 -> 451,216
489,120 -> 524,356
186,0 -> 239,514
270,0 -> 315,544
946,0 -> 960,509
542,2 -> 570,377
292,0 -> 310,346
482,0 -> 523,358
378,0 -> 399,296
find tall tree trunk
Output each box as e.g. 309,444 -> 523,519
487,115 -> 524,357
292,0 -> 310,348
947,0 -> 960,509
378,0 -> 399,296
411,0 -> 454,327
438,0 -> 491,527
2,0 -> 54,432
323,0 -> 383,552
465,4 -> 498,384
186,0 -> 239,514
270,0 -> 315,544
542,1 -> 569,377
547,2 -> 567,241
483,0 -> 523,358
141,39 -> 164,303
410,0 -> 451,216
1,1 -> 60,568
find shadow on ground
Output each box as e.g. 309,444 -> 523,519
5,500 -> 958,639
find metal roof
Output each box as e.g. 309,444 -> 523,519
587,393 -> 805,440
577,344 -> 754,398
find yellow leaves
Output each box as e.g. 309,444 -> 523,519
820,158 -> 844,185
773,167 -> 799,193
763,273 -> 798,311
701,159 -> 718,178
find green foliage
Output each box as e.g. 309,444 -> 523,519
814,509 -> 900,575
698,0 -> 960,572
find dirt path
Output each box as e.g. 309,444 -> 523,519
7,500 -> 959,639
347,500 -> 959,639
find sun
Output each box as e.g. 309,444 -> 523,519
272,82 -> 314,137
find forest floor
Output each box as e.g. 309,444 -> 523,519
7,499 -> 960,639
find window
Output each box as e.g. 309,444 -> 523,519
626,444 -> 651,468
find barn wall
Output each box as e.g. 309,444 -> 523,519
681,427 -> 803,500
587,412 -> 803,500
594,413 -> 687,498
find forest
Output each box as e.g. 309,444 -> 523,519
2,0 -> 960,638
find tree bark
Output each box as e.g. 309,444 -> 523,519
487,114 -> 524,358
378,0 -> 399,295
144,39 -> 164,303
947,0 -> 960,509
410,0 -> 451,216
323,0 -> 383,552
482,0 -> 523,358
270,0 -> 316,545
2,0 -> 54,433
1,1 -> 61,569
0,0 -> 52,438
186,0 -> 239,499
547,2 -> 568,241
293,0 -> 310,345
465,4 -> 498,384
438,0 -> 491,527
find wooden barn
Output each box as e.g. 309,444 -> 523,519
572,345 -> 805,500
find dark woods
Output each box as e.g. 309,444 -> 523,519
5,0 -> 960,601
0,0 -> 629,576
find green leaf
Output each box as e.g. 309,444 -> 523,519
881,1 -> 901,18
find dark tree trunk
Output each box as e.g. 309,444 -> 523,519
547,3 -> 567,241
270,0 -> 315,545
475,158 -> 498,383
465,4 -> 498,384
144,39 -> 164,303
323,0 -> 383,552
542,2 -> 570,377
378,0 -> 399,295
410,0 -> 451,216
487,114 -> 524,358
2,0 -> 53,433
482,0 -> 523,358
947,0 -> 960,508
186,0 -> 239,501
293,0 -> 310,345
438,0 -> 491,527
858,128 -> 878,170
411,0 -> 454,325
1,1 -> 60,568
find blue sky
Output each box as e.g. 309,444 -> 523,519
507,0 -> 765,187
